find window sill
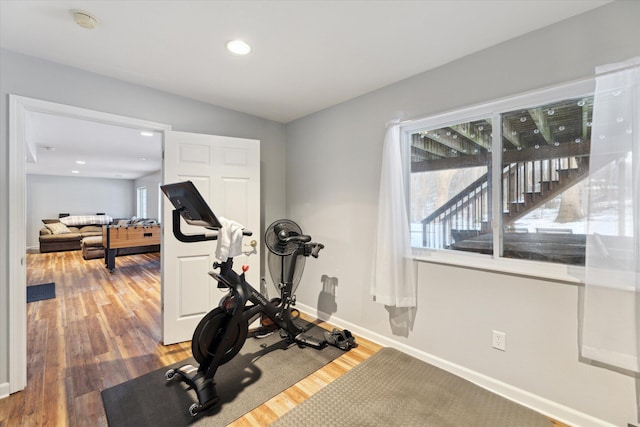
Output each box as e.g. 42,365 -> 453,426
412,248 -> 584,285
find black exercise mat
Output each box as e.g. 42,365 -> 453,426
101,322 -> 343,426
26,282 -> 56,303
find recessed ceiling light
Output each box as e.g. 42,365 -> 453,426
75,160 -> 86,165
226,40 -> 252,56
71,170 -> 80,174
140,131 -> 154,137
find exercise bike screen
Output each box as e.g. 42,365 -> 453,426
161,181 -> 223,230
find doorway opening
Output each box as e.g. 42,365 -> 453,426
9,95 -> 171,394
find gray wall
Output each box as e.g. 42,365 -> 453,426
2,2 -> 639,425
26,175 -> 136,248
0,49 -> 286,397
285,2 -> 640,426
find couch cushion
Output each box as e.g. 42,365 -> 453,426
82,236 -> 103,247
44,222 -> 72,235
80,225 -> 102,234
39,232 -> 82,242
42,218 -> 61,224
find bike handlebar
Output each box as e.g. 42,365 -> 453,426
172,210 -> 252,243
278,231 -> 312,244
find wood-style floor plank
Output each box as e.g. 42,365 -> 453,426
0,251 -> 190,427
0,250 -> 568,427
0,251 -> 381,427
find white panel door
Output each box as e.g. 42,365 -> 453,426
162,131 -> 260,344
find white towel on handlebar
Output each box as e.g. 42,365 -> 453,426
216,216 -> 245,262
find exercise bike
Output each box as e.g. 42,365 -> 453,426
160,181 -> 326,417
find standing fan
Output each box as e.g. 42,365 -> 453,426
265,219 -> 304,256
265,219 -> 309,296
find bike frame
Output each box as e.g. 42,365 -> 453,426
161,183 -> 326,416
195,256 -> 306,383
214,257 -> 305,338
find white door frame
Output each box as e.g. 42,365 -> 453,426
8,95 -> 171,393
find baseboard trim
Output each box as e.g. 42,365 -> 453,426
298,303 -> 614,427
0,382 -> 10,399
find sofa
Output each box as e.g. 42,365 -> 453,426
39,215 -> 161,259
39,215 -> 111,253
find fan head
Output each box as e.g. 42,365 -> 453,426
265,219 -> 303,256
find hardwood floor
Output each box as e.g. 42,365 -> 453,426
1,250 -> 568,426
0,250 -> 380,427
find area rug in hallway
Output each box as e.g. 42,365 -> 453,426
271,347 -> 553,427
26,282 -> 55,303
101,322 -> 343,426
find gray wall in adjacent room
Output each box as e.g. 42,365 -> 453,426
285,2 -> 640,426
26,175 -> 135,248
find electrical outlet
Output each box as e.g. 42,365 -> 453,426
492,330 -> 506,351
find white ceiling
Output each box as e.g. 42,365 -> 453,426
1,0 -> 610,179
24,111 -> 163,180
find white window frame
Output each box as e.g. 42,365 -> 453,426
402,78 -> 596,283
136,186 -> 148,218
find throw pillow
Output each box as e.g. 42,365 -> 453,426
45,222 -> 72,235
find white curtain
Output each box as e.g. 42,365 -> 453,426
582,57 -> 640,373
371,122 -> 416,307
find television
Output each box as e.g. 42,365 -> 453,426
160,181 -> 222,230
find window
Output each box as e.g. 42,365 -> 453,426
406,81 -> 595,267
410,117 -> 493,251
136,186 -> 147,218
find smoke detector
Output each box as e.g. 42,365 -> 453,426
71,9 -> 98,29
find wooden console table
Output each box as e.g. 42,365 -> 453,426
102,225 -> 161,272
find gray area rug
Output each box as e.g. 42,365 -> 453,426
271,347 -> 552,427
26,282 -> 55,303
102,322 -> 343,426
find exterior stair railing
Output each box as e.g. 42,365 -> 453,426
420,154 -> 590,249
